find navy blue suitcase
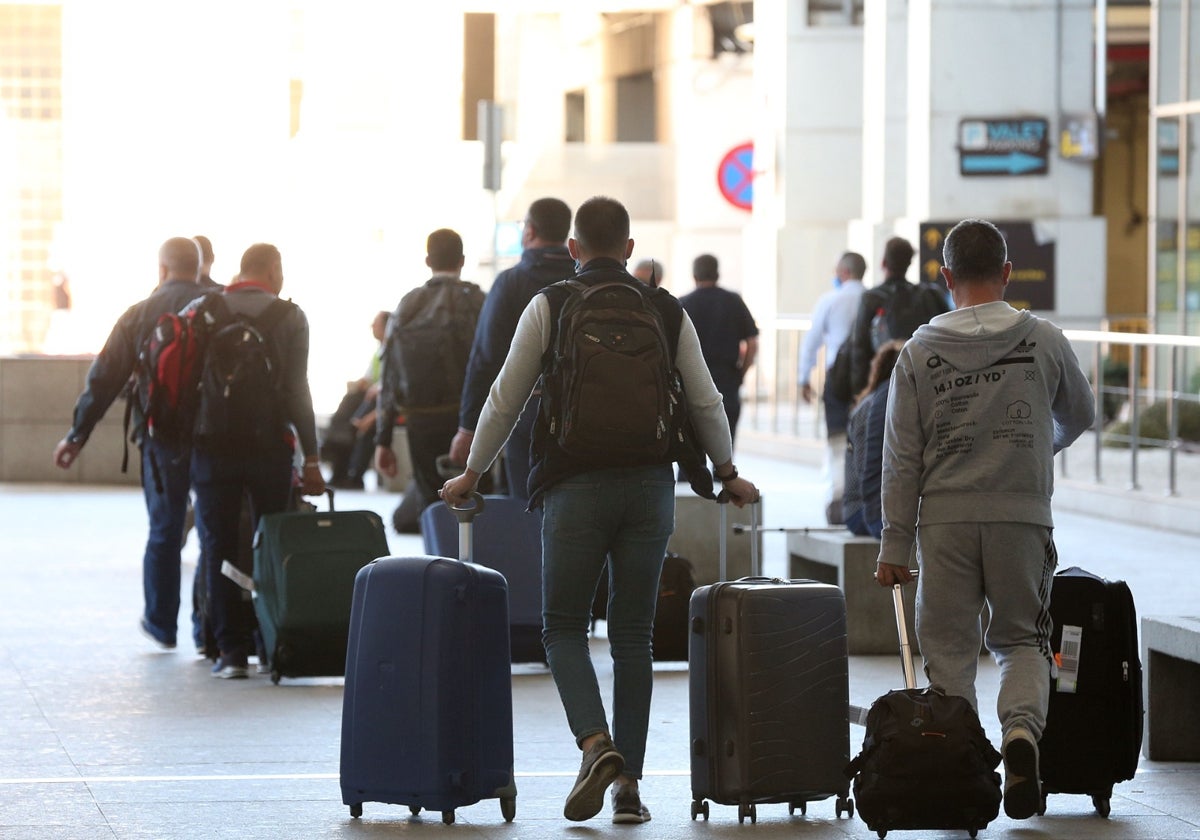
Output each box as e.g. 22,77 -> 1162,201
339,498 -> 517,824
420,495 -> 546,664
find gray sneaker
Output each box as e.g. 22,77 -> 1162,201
563,736 -> 624,822
612,784 -> 652,824
1002,726 -> 1040,820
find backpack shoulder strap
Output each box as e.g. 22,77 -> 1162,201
248,297 -> 296,334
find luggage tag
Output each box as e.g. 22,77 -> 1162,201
1054,624 -> 1083,693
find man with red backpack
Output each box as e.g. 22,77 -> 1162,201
53,237 -> 208,651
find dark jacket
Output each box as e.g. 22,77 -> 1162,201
843,380 -> 889,539
66,279 -> 205,447
459,245 -> 575,432
527,259 -> 684,505
677,284 -> 758,390
190,284 -> 319,458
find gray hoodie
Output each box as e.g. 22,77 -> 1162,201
878,301 -> 1095,568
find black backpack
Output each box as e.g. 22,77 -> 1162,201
868,281 -> 946,352
383,278 -> 484,410
846,687 -> 1002,836
192,295 -> 296,455
541,277 -> 675,461
591,552 -> 696,661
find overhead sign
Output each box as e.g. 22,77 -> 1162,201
958,118 -> 1049,176
920,220 -> 1056,311
717,142 -> 755,211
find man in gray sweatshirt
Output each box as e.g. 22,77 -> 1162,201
874,219 -> 1094,821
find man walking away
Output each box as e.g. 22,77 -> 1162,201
678,254 -> 759,444
376,229 -> 484,518
449,199 -> 574,500
53,237 -> 208,651
189,243 -> 325,678
798,251 -> 867,522
440,196 -> 759,826
874,219 -> 1094,821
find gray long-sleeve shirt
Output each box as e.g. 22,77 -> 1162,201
878,301 -> 1095,568
466,294 -> 733,477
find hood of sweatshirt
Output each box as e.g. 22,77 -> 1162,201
909,301 -> 1039,373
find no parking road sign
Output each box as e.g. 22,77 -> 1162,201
717,142 -> 755,211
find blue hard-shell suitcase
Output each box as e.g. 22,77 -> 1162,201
339,497 -> 517,824
420,495 -> 546,663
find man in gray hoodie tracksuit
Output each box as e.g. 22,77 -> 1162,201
874,219 -> 1095,821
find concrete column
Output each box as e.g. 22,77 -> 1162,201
901,0 -> 1106,324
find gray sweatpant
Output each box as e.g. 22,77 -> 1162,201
915,522 -> 1057,741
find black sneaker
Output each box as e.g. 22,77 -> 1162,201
612,784 -> 652,824
563,736 -> 624,822
1002,726 -> 1040,820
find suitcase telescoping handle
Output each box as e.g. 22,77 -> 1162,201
447,492 -> 486,563
716,490 -> 761,580
893,579 -> 918,690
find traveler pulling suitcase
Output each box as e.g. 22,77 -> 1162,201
420,495 -> 546,664
1037,566 -> 1143,817
340,493 -> 518,825
250,488 -> 389,683
689,496 -> 854,824
846,581 -> 1002,839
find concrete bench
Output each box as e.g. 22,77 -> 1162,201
787,529 -> 917,655
1142,615 -> 1200,761
670,490 -> 761,587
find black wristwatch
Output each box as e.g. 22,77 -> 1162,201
714,465 -> 738,483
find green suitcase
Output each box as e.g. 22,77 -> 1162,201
253,490 -> 389,683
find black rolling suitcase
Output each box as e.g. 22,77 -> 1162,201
688,498 -> 854,824
847,583 -> 1002,839
1038,566 -> 1143,817
339,494 -> 517,825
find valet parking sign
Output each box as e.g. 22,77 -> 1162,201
958,117 -> 1050,176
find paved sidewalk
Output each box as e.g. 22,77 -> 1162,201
1,452 -> 1198,839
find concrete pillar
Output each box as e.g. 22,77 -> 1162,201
900,0 -> 1106,325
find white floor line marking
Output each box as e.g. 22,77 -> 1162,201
0,770 -> 690,785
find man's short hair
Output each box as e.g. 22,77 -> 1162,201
193,235 -> 214,265
526,197 -> 571,244
240,243 -> 281,277
882,237 -> 915,276
161,237 -> 201,280
426,228 -> 464,271
693,254 -> 719,282
943,219 -> 1008,283
573,196 -> 630,255
839,251 -> 867,279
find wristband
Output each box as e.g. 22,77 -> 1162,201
714,465 -> 738,483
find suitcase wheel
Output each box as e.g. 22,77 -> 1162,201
737,802 -> 756,824
968,832 -> 978,839
1038,791 -> 1048,816
835,795 -> 853,819
500,796 -> 516,823
441,810 -> 455,825
270,669 -> 281,685
409,806 -> 421,817
876,831 -> 887,839
690,799 -> 709,820
788,800 -> 806,816
349,803 -> 362,818
1092,795 -> 1111,818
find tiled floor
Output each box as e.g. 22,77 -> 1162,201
1,454 -> 1198,839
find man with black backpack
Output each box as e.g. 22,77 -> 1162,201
439,196 -> 759,826
374,229 -> 485,526
188,243 -> 325,679
53,237 -> 208,651
848,236 -> 950,393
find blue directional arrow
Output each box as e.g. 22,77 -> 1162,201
962,151 -> 1046,175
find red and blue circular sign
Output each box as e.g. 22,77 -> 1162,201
717,142 -> 755,211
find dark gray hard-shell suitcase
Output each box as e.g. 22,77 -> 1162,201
688,497 -> 853,824
339,495 -> 517,824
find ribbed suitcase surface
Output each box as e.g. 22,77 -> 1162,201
689,577 -> 852,823
253,507 -> 388,682
339,556 -> 517,824
1039,566 -> 1143,816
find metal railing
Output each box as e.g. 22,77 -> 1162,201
744,318 -> 1200,500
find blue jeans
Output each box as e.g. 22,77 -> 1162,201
191,444 -> 293,659
140,437 -> 194,646
541,464 -> 675,778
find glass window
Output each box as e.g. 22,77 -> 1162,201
1158,0 -> 1182,105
